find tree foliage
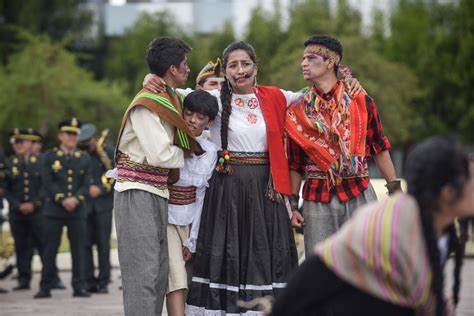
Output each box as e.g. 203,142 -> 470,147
382,0 -> 474,142
1,0 -> 472,149
0,34 -> 128,148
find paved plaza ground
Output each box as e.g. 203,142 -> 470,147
0,254 -> 473,315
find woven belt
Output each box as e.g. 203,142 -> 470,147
169,185 -> 197,205
305,164 -> 369,179
225,151 -> 269,165
116,161 -> 169,190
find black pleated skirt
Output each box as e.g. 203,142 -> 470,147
186,163 -> 298,315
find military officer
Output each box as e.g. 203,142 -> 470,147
34,118 -> 92,299
4,129 -> 44,290
0,146 -> 6,211
78,123 -> 114,294
29,129 -> 67,290
0,146 -> 9,294
30,129 -> 44,156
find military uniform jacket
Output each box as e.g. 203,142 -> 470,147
0,148 -> 7,210
88,144 -> 114,213
41,147 -> 91,219
5,154 -> 43,220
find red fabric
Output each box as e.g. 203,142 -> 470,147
287,92 -> 390,203
255,85 -> 292,195
284,81 -> 368,173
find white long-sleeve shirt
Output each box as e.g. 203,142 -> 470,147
168,135 -> 218,253
114,106 -> 184,199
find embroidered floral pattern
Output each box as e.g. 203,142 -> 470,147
234,98 -> 245,108
234,96 -> 259,109
247,113 -> 258,124
247,97 -> 258,109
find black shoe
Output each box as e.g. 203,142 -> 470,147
34,289 -> 51,299
87,284 -> 99,293
73,289 -> 91,298
51,279 -> 66,290
96,286 -> 108,294
13,283 -> 30,291
0,288 -> 8,294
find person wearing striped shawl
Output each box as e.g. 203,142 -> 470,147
273,135 -> 473,316
113,37 -> 203,316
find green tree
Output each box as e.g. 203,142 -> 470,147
104,12 -> 237,92
0,33 -> 128,147
384,0 -> 474,142
104,12 -> 194,93
244,2 -> 284,84
0,0 -> 93,64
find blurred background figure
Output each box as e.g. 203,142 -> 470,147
34,118 -> 92,299
78,123 -> 115,294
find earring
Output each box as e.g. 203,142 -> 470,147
254,76 -> 257,87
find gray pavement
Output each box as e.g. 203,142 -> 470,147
1,257 -> 473,315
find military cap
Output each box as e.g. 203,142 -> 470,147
196,58 -> 224,85
58,117 -> 82,134
31,129 -> 43,143
9,128 -> 42,144
78,123 -> 98,142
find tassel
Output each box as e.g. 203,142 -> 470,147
265,173 -> 284,204
215,150 -> 233,174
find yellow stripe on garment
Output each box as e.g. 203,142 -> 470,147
322,240 -> 333,267
380,197 -> 399,303
366,206 -> 378,268
381,197 -> 395,274
415,271 -> 433,308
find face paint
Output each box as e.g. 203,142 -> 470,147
303,53 -> 325,65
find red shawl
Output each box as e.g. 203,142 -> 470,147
254,85 -> 291,195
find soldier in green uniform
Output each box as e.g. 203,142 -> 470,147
34,118 -> 92,299
78,123 -> 114,294
4,129 -> 44,290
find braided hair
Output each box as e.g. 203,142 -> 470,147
405,135 -> 469,315
216,41 -> 258,173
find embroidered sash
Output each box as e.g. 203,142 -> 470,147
116,161 -> 169,190
168,185 -> 197,205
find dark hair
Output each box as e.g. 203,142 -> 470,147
304,35 -> 342,76
146,37 -> 192,77
183,90 -> 219,121
405,135 -> 469,315
219,41 -> 257,152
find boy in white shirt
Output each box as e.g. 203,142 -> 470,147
166,90 -> 219,316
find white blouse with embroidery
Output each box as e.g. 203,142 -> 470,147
178,88 -> 301,152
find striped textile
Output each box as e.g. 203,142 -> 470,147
116,161 -> 169,190
314,193 -> 451,315
227,151 -> 269,165
305,163 -> 369,180
168,185 -> 197,205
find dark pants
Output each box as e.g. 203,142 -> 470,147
9,217 -> 43,286
84,208 -> 112,289
40,217 -> 86,292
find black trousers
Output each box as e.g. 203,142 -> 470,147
9,217 -> 43,285
84,208 -> 112,288
40,216 -> 86,291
